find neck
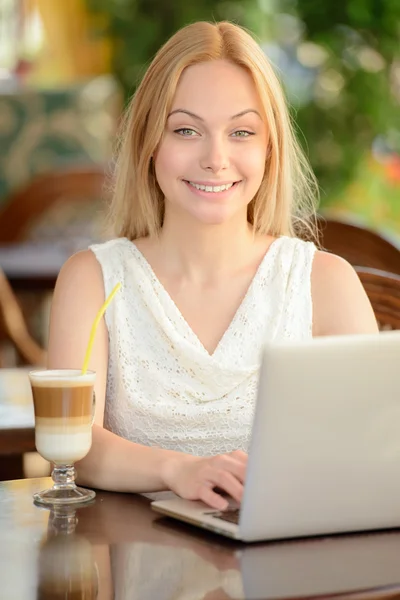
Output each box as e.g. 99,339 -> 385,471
154,208 -> 264,283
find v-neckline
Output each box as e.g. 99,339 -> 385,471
128,236 -> 286,358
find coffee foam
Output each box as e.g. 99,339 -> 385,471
29,370 -> 95,388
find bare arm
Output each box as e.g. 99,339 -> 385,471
47,250 -> 183,492
311,251 -> 379,336
47,251 -> 245,508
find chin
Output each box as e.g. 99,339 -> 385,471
188,199 -> 245,223
189,207 -> 237,226
166,197 -> 247,226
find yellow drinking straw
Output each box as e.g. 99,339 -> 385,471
81,282 -> 122,374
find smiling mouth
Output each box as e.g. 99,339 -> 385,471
183,180 -> 241,193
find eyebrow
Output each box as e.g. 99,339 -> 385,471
168,108 -> 262,121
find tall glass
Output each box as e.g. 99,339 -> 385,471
29,369 -> 96,506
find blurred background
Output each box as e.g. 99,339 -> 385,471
1,0 -> 399,227
0,0 -> 398,478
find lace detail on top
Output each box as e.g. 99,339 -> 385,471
90,236 -> 316,456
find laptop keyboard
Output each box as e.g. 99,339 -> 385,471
212,508 -> 240,525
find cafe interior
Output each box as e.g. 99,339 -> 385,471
0,0 -> 400,599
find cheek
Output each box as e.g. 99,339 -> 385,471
155,139 -> 190,180
154,144 -> 172,181
239,146 -> 266,182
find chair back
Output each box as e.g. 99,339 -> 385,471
0,166 -> 109,243
318,217 -> 400,276
355,267 -> 400,331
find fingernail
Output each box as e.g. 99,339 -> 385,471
218,499 -> 228,511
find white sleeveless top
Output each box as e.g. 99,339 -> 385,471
90,236 -> 316,457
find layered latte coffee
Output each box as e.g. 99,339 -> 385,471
30,370 -> 95,465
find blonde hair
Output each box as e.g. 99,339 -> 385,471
108,21 -> 319,241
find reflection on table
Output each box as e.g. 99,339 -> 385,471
2,477 -> 400,600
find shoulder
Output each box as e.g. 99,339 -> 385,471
48,249 -> 109,398
270,236 -> 316,264
58,249 -> 103,284
311,250 -> 378,336
53,238 -> 133,313
89,237 -> 131,259
53,249 -> 105,308
312,250 -> 357,286
275,236 -> 316,277
280,236 -> 316,258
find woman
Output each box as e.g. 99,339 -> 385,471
47,21 -> 378,510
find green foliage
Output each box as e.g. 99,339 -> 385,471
84,0 -> 399,203
278,0 -> 400,201
85,0 -> 262,96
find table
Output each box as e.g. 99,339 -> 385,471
0,370 -> 35,479
2,477 -> 400,600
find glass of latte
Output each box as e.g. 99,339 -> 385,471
29,369 -> 96,506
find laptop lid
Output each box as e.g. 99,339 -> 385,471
239,331 -> 400,542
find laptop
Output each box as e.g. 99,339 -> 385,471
152,331 -> 400,542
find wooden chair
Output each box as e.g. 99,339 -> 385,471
0,166 -> 108,366
0,267 -> 46,366
318,216 -> 400,276
355,267 -> 400,330
0,165 -> 109,243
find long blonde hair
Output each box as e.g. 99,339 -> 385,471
108,21 -> 319,241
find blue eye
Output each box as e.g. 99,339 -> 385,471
175,128 -> 198,136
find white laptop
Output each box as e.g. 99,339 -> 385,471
152,331 -> 400,542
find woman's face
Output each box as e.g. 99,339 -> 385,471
154,59 -> 268,226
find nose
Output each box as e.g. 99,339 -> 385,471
199,136 -> 229,173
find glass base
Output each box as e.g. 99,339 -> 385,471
33,464 -> 95,507
34,485 -> 96,507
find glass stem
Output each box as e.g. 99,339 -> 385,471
52,464 -> 77,490
48,508 -> 78,535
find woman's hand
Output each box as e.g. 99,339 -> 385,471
162,450 -> 247,510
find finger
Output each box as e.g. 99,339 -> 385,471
211,470 -> 244,504
213,455 -> 246,483
228,450 -> 248,464
199,485 -> 229,510
229,450 -> 248,462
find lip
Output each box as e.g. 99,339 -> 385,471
184,180 -> 240,186
183,179 -> 241,200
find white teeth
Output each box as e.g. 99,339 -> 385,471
188,182 -> 234,192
